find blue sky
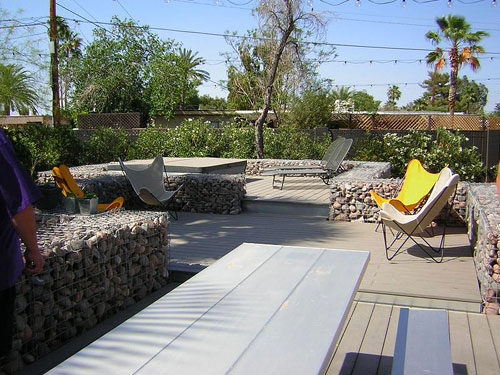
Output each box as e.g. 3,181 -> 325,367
4,0 -> 499,112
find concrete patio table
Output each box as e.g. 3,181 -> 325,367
48,243 -> 369,375
107,157 -> 247,174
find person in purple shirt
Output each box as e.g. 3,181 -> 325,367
0,128 -> 44,358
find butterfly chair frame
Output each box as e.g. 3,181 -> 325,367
381,172 -> 458,264
118,156 -> 183,220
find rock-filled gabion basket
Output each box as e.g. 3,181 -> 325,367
466,183 -> 500,315
330,179 -> 467,224
37,166 -> 246,215
0,210 -> 169,374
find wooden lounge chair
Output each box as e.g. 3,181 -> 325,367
52,164 -> 124,212
379,167 -> 458,263
261,138 -> 353,190
118,156 -> 183,220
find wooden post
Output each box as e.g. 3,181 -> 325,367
49,0 -> 61,126
371,113 -> 376,130
427,115 -> 432,131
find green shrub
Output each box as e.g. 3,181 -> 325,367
263,126 -> 331,160
218,123 -> 255,158
5,124 -> 83,177
166,119 -> 222,157
353,128 -> 484,182
83,127 -> 130,164
127,128 -> 170,160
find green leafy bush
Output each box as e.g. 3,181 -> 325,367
353,128 -> 484,181
127,127 -> 170,160
263,126 -> 331,160
218,123 -> 255,158
166,119 -> 222,157
5,124 -> 83,177
83,127 -> 130,164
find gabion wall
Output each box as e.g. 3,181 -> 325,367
38,166 -> 246,215
0,211 -> 169,374
466,184 -> 500,315
330,180 -> 467,223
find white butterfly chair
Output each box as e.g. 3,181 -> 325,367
379,167 -> 459,263
118,156 -> 183,220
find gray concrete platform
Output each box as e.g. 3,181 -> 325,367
107,157 -> 247,174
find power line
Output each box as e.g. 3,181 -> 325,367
53,6 -> 500,55
67,0 -> 99,22
333,77 -> 500,87
56,2 -> 119,37
112,0 -> 138,23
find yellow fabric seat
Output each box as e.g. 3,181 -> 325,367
52,164 -> 124,212
370,159 -> 440,213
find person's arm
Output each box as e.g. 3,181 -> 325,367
10,204 -> 44,275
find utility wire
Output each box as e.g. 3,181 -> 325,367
60,15 -> 495,54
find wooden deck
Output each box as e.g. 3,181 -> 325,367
328,302 -> 500,375
245,175 -> 331,203
169,212 -> 481,311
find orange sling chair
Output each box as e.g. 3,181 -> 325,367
370,159 -> 440,213
52,164 -> 124,212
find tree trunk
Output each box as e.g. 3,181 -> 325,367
254,21 -> 295,159
448,47 -> 458,117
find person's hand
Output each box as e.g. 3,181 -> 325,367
24,248 -> 44,275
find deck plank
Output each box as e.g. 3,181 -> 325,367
377,306 -> 399,375
486,315 -> 500,371
449,311 -> 476,375
169,213 -> 481,306
326,302 -> 375,375
351,304 -> 392,375
468,313 -> 500,375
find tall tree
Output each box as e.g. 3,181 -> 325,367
455,76 -> 488,114
54,17 -> 82,111
0,6 -> 49,112
72,17 -> 177,119
0,64 -> 38,115
385,85 -> 401,110
420,71 -> 449,109
426,15 -> 489,116
177,48 -> 209,110
351,90 -> 380,113
225,0 -> 333,158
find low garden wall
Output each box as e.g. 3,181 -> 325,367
38,164 -> 246,215
466,184 -> 500,314
0,211 -> 169,374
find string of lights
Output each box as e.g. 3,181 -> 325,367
200,77 -> 500,91
47,15 -> 500,55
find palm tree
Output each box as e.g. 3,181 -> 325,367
177,48 -> 209,110
426,15 -> 489,116
386,85 -> 401,109
0,64 -> 38,115
51,17 -> 82,111
331,86 -> 353,112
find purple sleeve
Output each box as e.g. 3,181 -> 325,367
0,131 -> 41,218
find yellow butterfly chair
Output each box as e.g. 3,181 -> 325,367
370,159 -> 440,214
52,164 -> 124,212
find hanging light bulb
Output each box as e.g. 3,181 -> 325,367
355,0 -> 361,7
493,0 -> 497,7
401,0 -> 406,7
307,0 -> 314,10
447,0 -> 452,7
